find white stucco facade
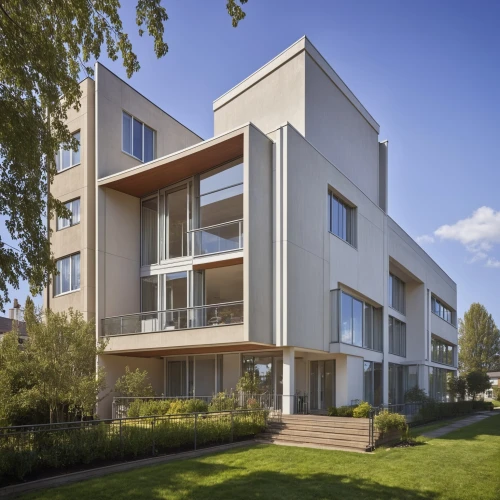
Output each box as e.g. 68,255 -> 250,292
47,37 -> 458,418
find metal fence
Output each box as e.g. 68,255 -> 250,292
0,409 -> 268,484
113,393 -> 308,419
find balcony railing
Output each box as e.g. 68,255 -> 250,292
101,301 -> 244,336
188,219 -> 243,257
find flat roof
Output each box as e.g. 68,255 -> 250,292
213,36 -> 380,134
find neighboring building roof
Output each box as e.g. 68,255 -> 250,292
487,371 -> 500,378
0,317 -> 27,335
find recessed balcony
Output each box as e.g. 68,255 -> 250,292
189,219 -> 243,257
101,301 -> 244,336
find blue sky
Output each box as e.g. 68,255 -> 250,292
2,0 -> 500,323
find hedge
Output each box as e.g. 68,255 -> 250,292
414,401 -> 474,424
0,410 -> 267,484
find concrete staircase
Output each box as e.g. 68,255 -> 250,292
259,414 -> 372,452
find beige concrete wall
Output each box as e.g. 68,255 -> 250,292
95,63 -> 202,179
222,353 -> 241,392
98,354 -> 164,419
96,187 -> 141,330
214,51 -> 306,137
304,53 -> 380,206
47,78 -> 96,320
244,125 -> 274,345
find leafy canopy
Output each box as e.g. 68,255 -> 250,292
0,0 -> 249,311
114,366 -> 155,398
458,303 -> 500,373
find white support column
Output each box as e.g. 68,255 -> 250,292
282,347 -> 295,414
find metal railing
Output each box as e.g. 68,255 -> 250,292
188,219 -> 243,257
112,393 -> 308,419
101,301 -> 243,336
0,410 -> 268,484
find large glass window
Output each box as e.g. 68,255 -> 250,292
141,275 -> 158,312
364,361 -> 383,406
122,111 -> 155,162
54,253 -> 80,296
328,190 -> 356,246
429,366 -> 452,402
389,273 -> 405,314
57,198 -> 80,230
431,296 -> 454,325
389,363 -> 419,405
159,272 -> 188,330
56,131 -> 81,172
242,355 -> 274,394
339,291 -> 382,351
389,316 -> 406,357
431,337 -> 455,366
195,160 -> 243,255
141,197 -> 158,265
167,186 -> 188,259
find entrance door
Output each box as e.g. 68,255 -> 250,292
309,360 -> 335,411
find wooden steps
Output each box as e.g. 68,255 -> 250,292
259,415 -> 372,452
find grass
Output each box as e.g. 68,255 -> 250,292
491,400 -> 500,408
23,414 -> 500,500
409,415 -> 471,437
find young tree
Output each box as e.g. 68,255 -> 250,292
466,371 -> 491,401
459,303 -> 500,373
448,375 -> 467,401
114,366 -> 155,398
0,0 -> 250,311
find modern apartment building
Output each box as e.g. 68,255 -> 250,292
46,37 -> 458,418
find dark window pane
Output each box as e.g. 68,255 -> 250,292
144,125 -> 154,162
133,118 -> 143,160
72,132 -> 80,165
123,113 -> 132,154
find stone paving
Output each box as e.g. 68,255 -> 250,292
421,411 -> 496,438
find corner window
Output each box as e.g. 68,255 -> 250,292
56,131 -> 81,172
57,199 -> 80,230
328,190 -> 356,246
389,316 -> 406,357
122,111 -> 155,162
388,273 -> 405,314
54,253 -> 80,296
141,196 -> 158,266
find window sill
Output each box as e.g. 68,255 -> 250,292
331,341 -> 383,354
328,231 -> 357,250
389,306 -> 406,317
53,288 -> 81,298
388,351 -> 406,358
431,360 -> 456,368
56,163 -> 81,175
56,222 -> 80,232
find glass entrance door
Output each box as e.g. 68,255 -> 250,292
309,360 -> 335,410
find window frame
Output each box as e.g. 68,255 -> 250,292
327,189 -> 357,248
56,131 -> 81,173
53,252 -> 81,297
431,336 -> 455,366
388,273 -> 406,315
431,295 -> 455,326
56,198 -> 81,231
122,111 -> 156,163
338,290 -> 383,352
389,315 -> 406,357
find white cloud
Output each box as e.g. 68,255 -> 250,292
486,257 -> 500,268
433,207 -> 500,268
416,234 -> 435,245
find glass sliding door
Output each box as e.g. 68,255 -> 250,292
310,360 -> 335,411
167,360 -> 186,397
141,197 -> 158,265
159,272 -> 187,330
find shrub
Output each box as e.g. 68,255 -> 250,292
327,406 -> 353,417
404,386 -> 429,403
327,406 -> 337,417
208,393 -> 238,412
415,400 -> 473,424
127,398 -> 208,417
472,400 -> 493,411
353,401 -> 371,418
374,410 -> 407,435
114,367 -> 155,398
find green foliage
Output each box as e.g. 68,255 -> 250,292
127,398 -> 210,417
374,411 -> 407,434
448,375 -> 468,401
415,401 -> 474,424
327,406 -> 354,417
493,386 -> 500,400
0,1 -> 250,312
236,372 -> 261,395
471,400 -> 493,411
466,371 -> 492,401
114,367 -> 155,398
0,303 -> 106,424
0,410 -> 266,483
458,303 -> 500,373
208,393 -> 238,412
404,386 -> 429,403
352,401 -> 371,418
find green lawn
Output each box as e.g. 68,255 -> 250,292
25,414 -> 500,500
491,400 -> 500,408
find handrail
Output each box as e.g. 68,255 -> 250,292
102,301 -> 243,321
187,218 -> 243,233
